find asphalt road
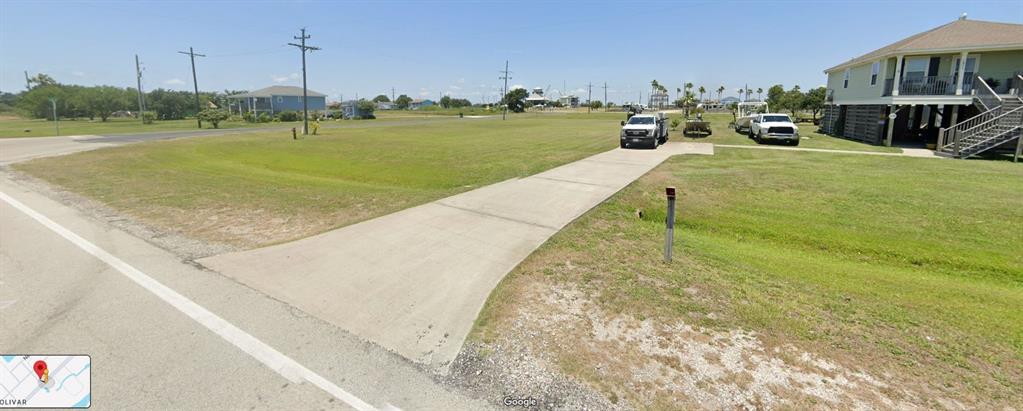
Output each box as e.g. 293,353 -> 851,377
0,133 -> 492,410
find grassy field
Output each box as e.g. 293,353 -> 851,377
15,116 -> 619,248
473,149 -> 1022,408
0,117 -> 271,138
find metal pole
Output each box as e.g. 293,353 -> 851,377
500,60 -> 510,120
135,54 -> 145,125
664,187 -> 676,262
49,98 -> 59,136
178,47 -> 205,129
190,48 -> 201,128
300,29 -> 309,134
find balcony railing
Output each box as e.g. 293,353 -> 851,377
882,75 -> 974,96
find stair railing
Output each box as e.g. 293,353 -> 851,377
974,75 -> 1002,111
951,104 -> 1023,156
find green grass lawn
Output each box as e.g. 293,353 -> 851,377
0,117 -> 273,138
474,149 -> 1022,407
15,115 -> 620,248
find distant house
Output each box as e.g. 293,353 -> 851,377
819,16 -> 1022,158
376,101 -> 395,110
720,96 -> 740,105
525,87 -> 549,106
558,95 -> 580,108
227,86 -> 327,116
410,99 -> 434,110
648,90 -> 669,109
339,100 -> 374,119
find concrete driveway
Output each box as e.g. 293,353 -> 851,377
198,142 -> 714,372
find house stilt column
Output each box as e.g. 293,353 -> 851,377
885,105 -> 897,147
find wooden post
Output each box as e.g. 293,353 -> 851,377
1015,134 -> 1022,163
937,127 -> 945,151
953,129 -> 961,157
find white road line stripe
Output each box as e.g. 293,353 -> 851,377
0,191 -> 379,411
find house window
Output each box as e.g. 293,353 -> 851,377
870,62 -> 880,86
843,69 -> 850,88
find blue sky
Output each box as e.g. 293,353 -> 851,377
2,1 -> 1020,103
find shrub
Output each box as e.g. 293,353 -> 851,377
197,108 -> 231,129
141,111 -> 157,125
277,110 -> 300,122
257,112 -> 271,123
242,111 -> 255,122
669,117 -> 681,130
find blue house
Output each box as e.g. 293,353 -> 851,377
228,86 -> 327,116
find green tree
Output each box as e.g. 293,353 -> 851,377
698,86 -> 706,101
756,87 -> 763,101
439,95 -> 452,108
147,89 -> 191,120
716,85 -> 725,101
766,84 -> 785,109
372,94 -> 390,103
80,86 -> 131,121
501,87 -> 529,113
394,94 -> 413,109
197,108 -> 231,128
27,73 -> 57,89
356,99 -> 376,118
589,100 -> 603,109
779,86 -> 804,116
803,86 -> 827,120
17,84 -> 67,118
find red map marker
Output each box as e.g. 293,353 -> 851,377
34,360 -> 48,383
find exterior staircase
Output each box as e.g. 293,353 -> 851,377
938,75 -> 1023,161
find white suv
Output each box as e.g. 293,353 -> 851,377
749,113 -> 799,146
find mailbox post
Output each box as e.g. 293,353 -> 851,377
664,186 -> 676,262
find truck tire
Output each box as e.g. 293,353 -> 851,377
620,140 -> 627,149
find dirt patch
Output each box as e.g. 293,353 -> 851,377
467,280 -> 956,410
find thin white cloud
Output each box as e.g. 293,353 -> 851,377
271,73 -> 300,83
164,78 -> 185,85
71,71 -> 86,77
448,85 -> 462,90
510,84 -> 524,90
457,78 -> 465,84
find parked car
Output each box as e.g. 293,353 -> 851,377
620,113 -> 668,149
749,113 -> 800,145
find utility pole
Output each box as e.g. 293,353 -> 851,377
498,60 -> 511,120
391,87 -> 395,102
587,82 -> 593,113
135,55 -> 146,124
288,28 -> 320,134
602,82 -> 608,112
48,97 -> 59,136
177,47 -> 205,128
24,71 -> 31,90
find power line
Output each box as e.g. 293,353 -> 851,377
288,28 -> 320,135
177,47 -> 206,129
498,60 -> 511,120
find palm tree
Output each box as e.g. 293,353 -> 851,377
717,86 -> 725,101
756,87 -> 763,101
737,88 -> 744,101
698,86 -> 706,102
685,82 -> 694,93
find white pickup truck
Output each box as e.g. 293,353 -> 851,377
620,114 -> 668,149
749,113 -> 800,146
